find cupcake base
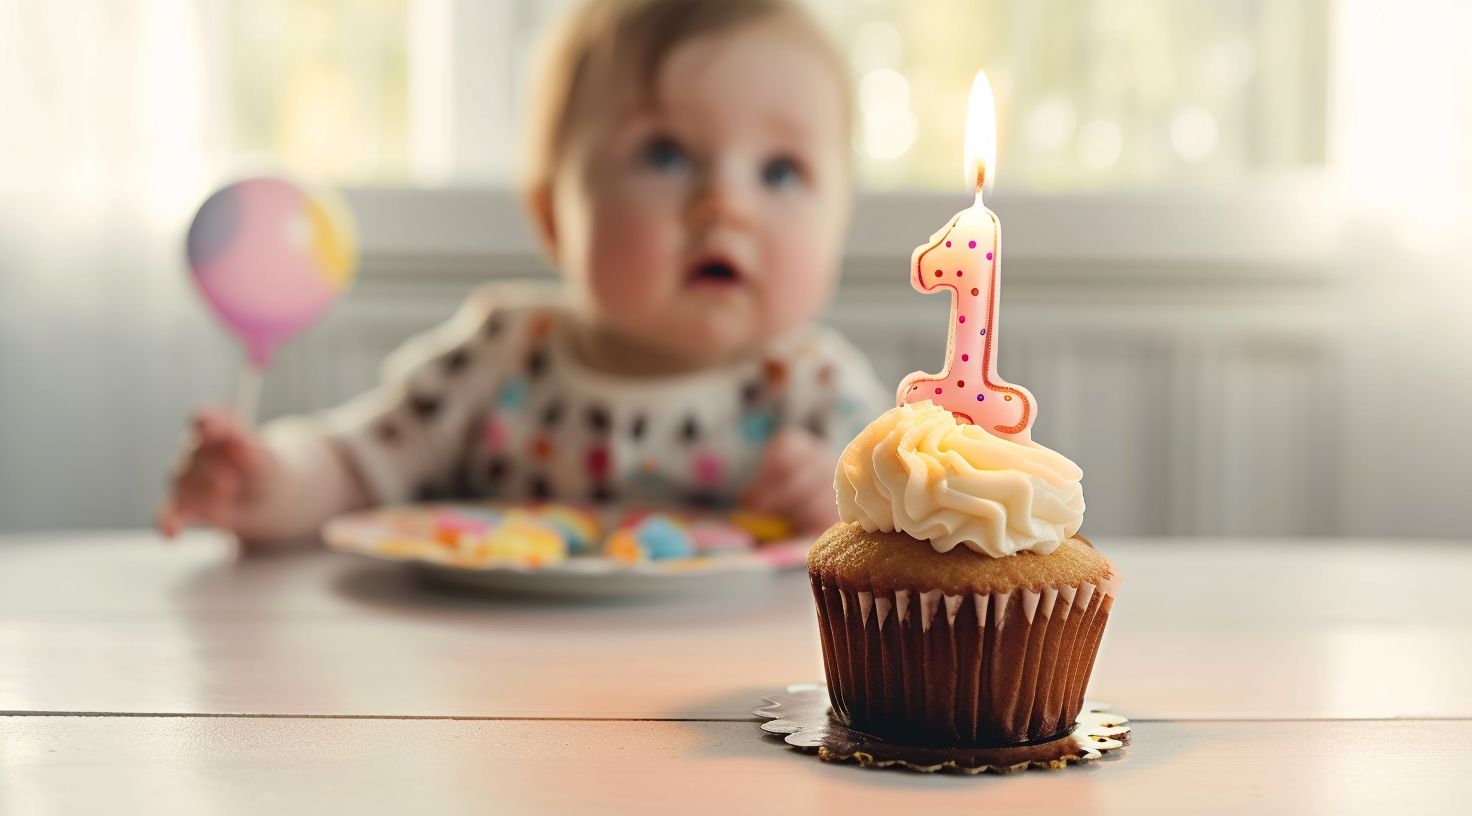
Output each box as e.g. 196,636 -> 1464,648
807,527 -> 1119,747
755,684 -> 1129,774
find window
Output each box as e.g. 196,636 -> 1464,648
199,0 -> 1331,191
819,0 -> 1329,191
220,0 -> 411,183
6,0 -> 1463,245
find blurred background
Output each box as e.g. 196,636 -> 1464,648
1,0 -> 1468,537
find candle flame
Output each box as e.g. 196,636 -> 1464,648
963,71 -> 997,194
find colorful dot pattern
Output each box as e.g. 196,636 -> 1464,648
361,303 -> 883,509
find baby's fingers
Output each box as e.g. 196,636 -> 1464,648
158,461 -> 243,537
192,406 -> 241,440
155,499 -> 185,538
742,431 -> 808,504
742,458 -> 828,517
192,410 -> 264,476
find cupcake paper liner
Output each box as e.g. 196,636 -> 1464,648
811,573 -> 1117,747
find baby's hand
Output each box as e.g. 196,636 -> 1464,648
739,428 -> 840,535
156,407 -> 278,539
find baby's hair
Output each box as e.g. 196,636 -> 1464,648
522,0 -> 851,192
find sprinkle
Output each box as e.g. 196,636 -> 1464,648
961,354 -> 969,362
971,287 -> 979,296
934,387 -> 943,394
976,394 -> 985,401
958,315 -> 966,323
957,380 -> 965,387
945,240 -> 951,247
934,270 -> 943,278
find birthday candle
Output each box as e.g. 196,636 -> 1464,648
898,71 -> 1036,443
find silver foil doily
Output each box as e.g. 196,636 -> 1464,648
754,683 -> 1130,774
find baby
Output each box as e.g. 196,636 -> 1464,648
157,0 -> 887,545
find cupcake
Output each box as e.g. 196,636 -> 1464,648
809,401 -> 1118,748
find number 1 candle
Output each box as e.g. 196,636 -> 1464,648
898,71 -> 1037,443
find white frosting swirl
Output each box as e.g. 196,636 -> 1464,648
835,402 -> 1085,557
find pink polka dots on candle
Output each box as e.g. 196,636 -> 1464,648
956,270 -> 963,277
934,387 -> 943,394
958,315 -> 966,323
961,353 -> 969,362
945,240 -> 952,247
968,240 -> 976,249
986,251 -> 994,261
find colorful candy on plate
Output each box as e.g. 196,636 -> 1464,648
349,503 -> 797,570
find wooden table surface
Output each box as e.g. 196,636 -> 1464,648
2,532 -> 1470,814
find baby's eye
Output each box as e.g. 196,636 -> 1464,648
761,156 -> 805,189
639,136 -> 690,174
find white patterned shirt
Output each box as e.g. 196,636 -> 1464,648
322,284 -> 888,508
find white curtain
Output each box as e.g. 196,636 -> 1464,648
0,0 -> 237,529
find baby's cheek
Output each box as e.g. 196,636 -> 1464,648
763,228 -> 838,331
585,202 -> 676,313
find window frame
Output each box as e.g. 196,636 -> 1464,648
345,178 -> 1347,284
367,0 -> 1350,278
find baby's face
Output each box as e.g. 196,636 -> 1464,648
548,21 -> 850,366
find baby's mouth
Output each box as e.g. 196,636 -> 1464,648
687,258 -> 743,286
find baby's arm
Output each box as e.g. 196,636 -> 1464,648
156,407 -> 371,546
157,286 -> 536,545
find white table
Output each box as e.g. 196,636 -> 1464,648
2,532 -> 1470,814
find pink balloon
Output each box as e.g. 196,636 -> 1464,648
187,177 -> 357,367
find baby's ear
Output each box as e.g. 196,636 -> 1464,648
524,184 -> 558,262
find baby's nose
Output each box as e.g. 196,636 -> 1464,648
687,168 -> 755,231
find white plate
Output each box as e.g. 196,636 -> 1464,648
401,558 -> 791,598
323,504 -> 808,599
